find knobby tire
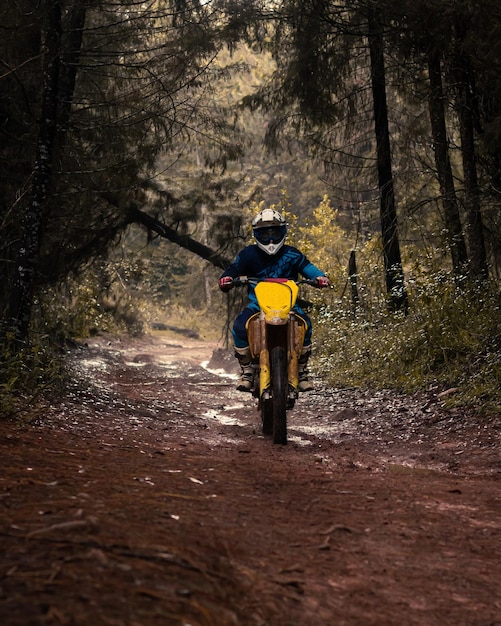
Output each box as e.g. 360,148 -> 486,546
271,346 -> 288,445
261,399 -> 273,435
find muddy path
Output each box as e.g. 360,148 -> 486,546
1,333 -> 500,626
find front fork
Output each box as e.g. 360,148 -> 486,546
247,313 -> 306,403
288,316 -> 305,394
258,316 -> 271,399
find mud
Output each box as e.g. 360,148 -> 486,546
0,333 -> 499,625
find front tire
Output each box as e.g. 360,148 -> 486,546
271,346 -> 288,445
261,399 -> 273,435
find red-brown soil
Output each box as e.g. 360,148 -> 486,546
1,333 -> 500,626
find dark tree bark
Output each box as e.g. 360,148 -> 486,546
8,1 -> 62,341
95,189 -> 234,271
427,48 -> 468,276
127,205 -> 232,271
348,250 -> 359,313
367,6 -> 408,312
459,100 -> 488,279
58,5 -> 86,133
452,45 -> 488,279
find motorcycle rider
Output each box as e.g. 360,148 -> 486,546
218,209 -> 330,392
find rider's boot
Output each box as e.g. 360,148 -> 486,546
234,346 -> 254,392
298,344 -> 314,392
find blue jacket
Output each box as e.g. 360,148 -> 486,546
220,244 -> 325,307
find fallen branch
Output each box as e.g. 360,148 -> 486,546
128,205 -> 232,270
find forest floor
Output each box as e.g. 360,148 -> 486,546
0,332 -> 500,626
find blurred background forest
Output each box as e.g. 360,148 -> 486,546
1,0 -> 500,415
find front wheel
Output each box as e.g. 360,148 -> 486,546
261,399 -> 273,436
271,345 -> 288,444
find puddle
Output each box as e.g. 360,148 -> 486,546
201,409 -> 248,427
77,358 -> 108,371
287,434 -> 313,446
201,361 -> 238,380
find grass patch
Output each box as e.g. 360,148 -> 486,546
0,331 -> 66,420
312,278 -> 501,413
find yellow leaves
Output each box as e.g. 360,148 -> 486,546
293,195 -> 352,287
246,192 -> 357,291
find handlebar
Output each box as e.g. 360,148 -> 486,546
233,276 -> 321,287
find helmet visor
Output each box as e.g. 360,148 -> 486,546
254,225 -> 286,245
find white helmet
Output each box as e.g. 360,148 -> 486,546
252,209 -> 287,255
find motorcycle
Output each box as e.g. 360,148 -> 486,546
233,276 -> 319,445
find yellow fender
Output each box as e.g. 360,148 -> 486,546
254,280 -> 299,324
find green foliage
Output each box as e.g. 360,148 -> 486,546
0,330 -> 65,419
240,194 -> 500,413
312,277 -> 501,413
35,222 -> 225,343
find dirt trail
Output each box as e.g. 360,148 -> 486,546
0,333 -> 500,626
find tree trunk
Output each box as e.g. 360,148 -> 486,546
123,201 -> 232,270
427,49 -> 468,276
58,5 -> 86,133
348,250 -> 359,313
8,1 -> 62,341
454,58 -> 488,279
200,203 -> 212,307
367,6 -> 408,312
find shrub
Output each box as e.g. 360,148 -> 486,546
0,330 -> 65,419
312,277 -> 501,413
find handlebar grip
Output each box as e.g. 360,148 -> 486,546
233,275 -> 249,286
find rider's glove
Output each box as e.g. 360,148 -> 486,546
219,276 -> 234,292
316,276 -> 330,289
